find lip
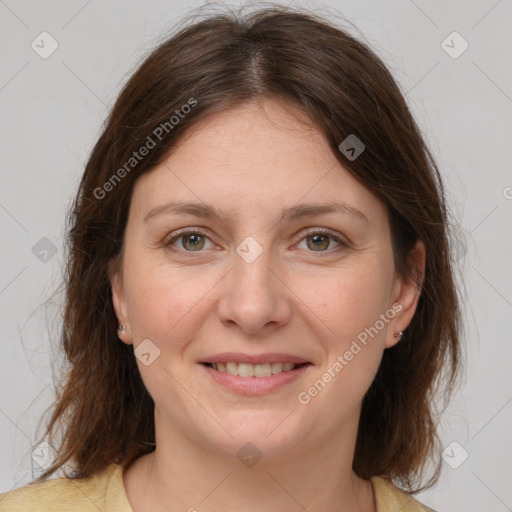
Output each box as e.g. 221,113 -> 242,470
200,352 -> 311,365
200,362 -> 312,395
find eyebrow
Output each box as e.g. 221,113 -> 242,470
143,200 -> 369,224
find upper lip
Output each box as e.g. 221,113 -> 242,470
200,352 -> 311,365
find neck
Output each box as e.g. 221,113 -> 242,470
123,411 -> 376,512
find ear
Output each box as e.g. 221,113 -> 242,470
108,258 -> 133,345
385,239 -> 426,349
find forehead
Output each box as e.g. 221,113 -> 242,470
129,99 -> 387,225
166,98 -> 329,169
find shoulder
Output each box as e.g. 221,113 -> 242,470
0,463 -> 131,512
371,477 -> 437,512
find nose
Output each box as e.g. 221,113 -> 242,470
217,244 -> 292,335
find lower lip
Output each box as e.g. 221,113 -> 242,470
200,364 -> 311,395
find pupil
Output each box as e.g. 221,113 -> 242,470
309,234 -> 328,250
185,234 -> 203,250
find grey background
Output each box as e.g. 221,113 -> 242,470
1,0 -> 511,510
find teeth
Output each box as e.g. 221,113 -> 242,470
238,363 -> 254,377
226,362 -> 238,376
211,361 -> 301,377
254,363 -> 272,377
271,362 -> 283,374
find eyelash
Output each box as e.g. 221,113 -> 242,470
164,227 -> 348,257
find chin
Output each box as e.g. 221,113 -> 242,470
202,409 -> 308,460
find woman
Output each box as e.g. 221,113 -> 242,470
0,4 -> 461,511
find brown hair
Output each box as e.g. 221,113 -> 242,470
33,3 -> 461,493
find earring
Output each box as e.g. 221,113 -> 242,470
118,325 -> 126,333
394,330 -> 404,340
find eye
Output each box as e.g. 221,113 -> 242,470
164,227 -> 348,256
296,228 -> 347,254
165,228 -> 215,252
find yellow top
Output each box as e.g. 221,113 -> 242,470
0,463 -> 436,511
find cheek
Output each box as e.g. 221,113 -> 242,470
123,253 -> 221,341
121,260 -> 219,400
297,261 -> 394,345
296,266 -> 392,414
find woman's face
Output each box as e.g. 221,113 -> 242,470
111,98 -> 423,461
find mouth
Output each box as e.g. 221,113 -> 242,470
200,361 -> 311,378
199,352 -> 313,394
200,360 -> 312,395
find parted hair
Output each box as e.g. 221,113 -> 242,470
33,3 -> 461,493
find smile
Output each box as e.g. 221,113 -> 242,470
203,361 -> 308,377
200,361 -> 312,395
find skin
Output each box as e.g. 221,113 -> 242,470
110,98 -> 425,512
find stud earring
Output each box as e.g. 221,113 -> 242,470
394,330 -> 404,340
118,325 -> 126,333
